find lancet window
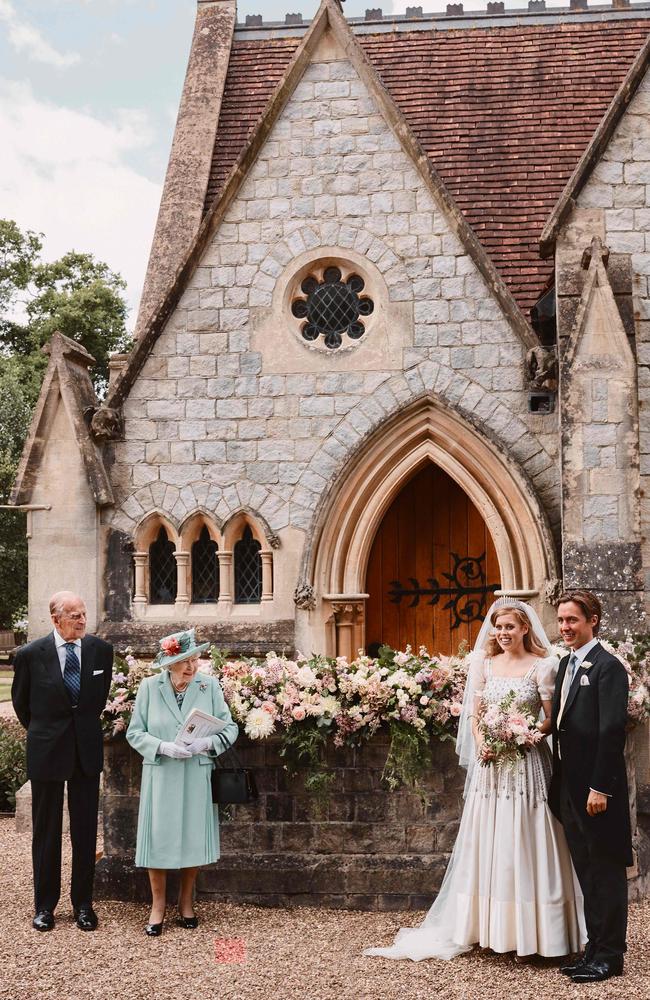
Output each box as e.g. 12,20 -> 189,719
149,526 -> 178,605
234,526 -> 263,604
191,526 -> 219,604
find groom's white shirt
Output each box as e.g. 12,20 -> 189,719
571,636 -> 599,667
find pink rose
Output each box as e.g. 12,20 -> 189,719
161,637 -> 181,655
449,702 -> 462,717
292,706 -> 306,721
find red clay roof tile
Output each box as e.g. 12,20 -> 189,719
204,19 -> 650,319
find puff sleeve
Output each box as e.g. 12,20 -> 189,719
536,655 -> 559,701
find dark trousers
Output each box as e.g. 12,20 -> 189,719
31,759 -> 100,913
560,778 -> 627,964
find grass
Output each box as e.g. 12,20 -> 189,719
0,670 -> 13,703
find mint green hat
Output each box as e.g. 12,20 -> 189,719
153,628 -> 210,669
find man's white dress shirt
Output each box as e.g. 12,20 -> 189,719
53,627 -> 82,675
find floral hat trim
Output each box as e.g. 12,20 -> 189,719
153,628 -> 210,668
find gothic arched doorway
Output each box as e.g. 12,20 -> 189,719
365,463 -> 501,656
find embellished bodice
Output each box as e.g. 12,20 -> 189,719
482,662 -> 542,715
471,656 -> 558,806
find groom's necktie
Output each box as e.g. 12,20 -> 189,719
63,642 -> 81,706
558,653 -> 579,727
567,652 -> 578,687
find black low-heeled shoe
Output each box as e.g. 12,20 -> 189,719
176,912 -> 199,929
145,911 -> 165,937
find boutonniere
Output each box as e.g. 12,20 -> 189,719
580,675 -> 590,686
581,661 -> 593,671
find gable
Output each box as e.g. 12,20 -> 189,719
11,333 -> 113,508
205,18 -> 649,318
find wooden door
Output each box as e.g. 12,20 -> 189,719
365,464 -> 501,657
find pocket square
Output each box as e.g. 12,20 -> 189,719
93,669 -> 104,676
580,675 -> 590,686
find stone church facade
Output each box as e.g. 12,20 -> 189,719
11,0 -> 650,668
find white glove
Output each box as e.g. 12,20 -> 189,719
158,741 -> 192,759
185,737 -> 214,755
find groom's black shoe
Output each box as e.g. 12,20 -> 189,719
570,959 -> 623,983
559,951 -> 591,976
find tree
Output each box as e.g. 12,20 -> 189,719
0,219 -> 130,397
0,358 -> 31,627
0,220 -> 131,627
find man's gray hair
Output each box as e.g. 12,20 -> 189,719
49,591 -> 82,618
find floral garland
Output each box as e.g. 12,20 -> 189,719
102,639 -> 650,798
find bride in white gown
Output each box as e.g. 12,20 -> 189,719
364,597 -> 585,961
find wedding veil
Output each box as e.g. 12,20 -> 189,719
455,597 -> 553,786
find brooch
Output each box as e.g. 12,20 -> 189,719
199,682 -> 207,692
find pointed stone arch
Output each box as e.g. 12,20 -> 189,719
290,359 -> 560,536
302,397 -> 559,655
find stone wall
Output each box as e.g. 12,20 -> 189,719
556,69 -> 650,629
96,734 -> 464,910
105,47 -> 561,639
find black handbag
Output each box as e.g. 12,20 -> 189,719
210,733 -> 258,805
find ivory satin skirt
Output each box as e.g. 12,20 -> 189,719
364,745 -> 586,961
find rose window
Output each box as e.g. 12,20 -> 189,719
291,266 -> 374,350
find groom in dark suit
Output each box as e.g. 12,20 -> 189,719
549,589 -> 632,983
11,591 -> 113,931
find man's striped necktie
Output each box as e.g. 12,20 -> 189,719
63,642 -> 81,705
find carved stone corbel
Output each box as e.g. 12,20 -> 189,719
294,583 -> 316,611
525,345 -> 558,392
88,406 -> 124,442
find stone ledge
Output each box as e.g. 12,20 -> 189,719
95,852 -> 448,911
97,619 -> 295,657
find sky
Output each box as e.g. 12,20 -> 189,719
0,0 -> 554,326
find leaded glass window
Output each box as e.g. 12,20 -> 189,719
234,526 -> 262,604
149,526 -> 177,604
292,266 -> 374,350
192,526 -> 219,604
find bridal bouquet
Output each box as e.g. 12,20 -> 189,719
477,690 -> 544,769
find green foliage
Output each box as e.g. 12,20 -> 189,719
279,719 -> 334,809
0,357 -> 31,627
0,718 -> 27,812
0,219 -> 131,394
0,219 -> 131,626
382,720 -> 433,806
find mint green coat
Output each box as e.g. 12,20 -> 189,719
126,671 -> 238,869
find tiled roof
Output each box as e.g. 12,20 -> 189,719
204,18 -> 650,318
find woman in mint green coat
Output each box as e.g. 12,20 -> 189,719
127,629 -> 238,936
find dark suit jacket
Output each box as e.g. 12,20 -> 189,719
548,641 -> 632,866
11,632 -> 113,782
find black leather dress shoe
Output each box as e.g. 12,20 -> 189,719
560,952 -> 590,976
144,921 -> 164,937
570,960 -> 623,983
33,909 -> 55,932
176,913 -> 199,929
74,906 -> 98,931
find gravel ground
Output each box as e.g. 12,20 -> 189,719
1,816 -> 649,1000
0,698 -> 16,718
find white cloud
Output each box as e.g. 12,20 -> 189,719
0,80 -> 162,323
0,0 -> 81,69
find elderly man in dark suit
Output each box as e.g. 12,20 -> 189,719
12,591 -> 113,931
549,589 -> 632,984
